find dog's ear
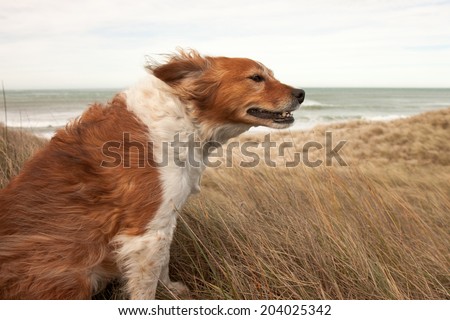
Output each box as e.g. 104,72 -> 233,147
147,49 -> 209,86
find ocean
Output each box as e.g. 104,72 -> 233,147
1,88 -> 449,138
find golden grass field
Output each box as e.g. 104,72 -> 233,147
1,108 -> 449,299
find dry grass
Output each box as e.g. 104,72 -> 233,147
1,108 -> 449,299
0,126 -> 46,188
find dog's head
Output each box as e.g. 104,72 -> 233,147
148,50 -> 304,140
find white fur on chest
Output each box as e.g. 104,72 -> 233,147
126,75 -> 204,208
112,75 -> 204,298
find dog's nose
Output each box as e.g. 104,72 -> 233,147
292,88 -> 305,104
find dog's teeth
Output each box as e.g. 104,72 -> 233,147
282,112 -> 287,117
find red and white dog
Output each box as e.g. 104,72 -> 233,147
0,50 -> 304,299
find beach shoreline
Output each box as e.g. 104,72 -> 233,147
3,104 -> 448,140
2,87 -> 450,139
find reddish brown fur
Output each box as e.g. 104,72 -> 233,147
0,95 -> 161,299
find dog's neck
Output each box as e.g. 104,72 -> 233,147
130,75 -> 250,143
125,75 -> 251,160
196,121 -> 251,145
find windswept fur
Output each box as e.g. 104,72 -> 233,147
0,96 -> 161,298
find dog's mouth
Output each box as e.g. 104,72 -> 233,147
247,108 -> 295,124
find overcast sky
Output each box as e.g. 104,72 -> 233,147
1,0 -> 449,89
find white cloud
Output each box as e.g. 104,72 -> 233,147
0,0 -> 449,88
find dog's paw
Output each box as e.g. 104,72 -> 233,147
167,281 -> 190,298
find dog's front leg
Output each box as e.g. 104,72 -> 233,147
159,254 -> 190,298
115,231 -> 172,299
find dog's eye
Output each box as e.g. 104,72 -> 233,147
249,74 -> 264,82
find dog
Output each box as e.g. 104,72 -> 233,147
0,50 -> 305,299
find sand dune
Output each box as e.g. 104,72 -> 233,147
1,108 -> 449,299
